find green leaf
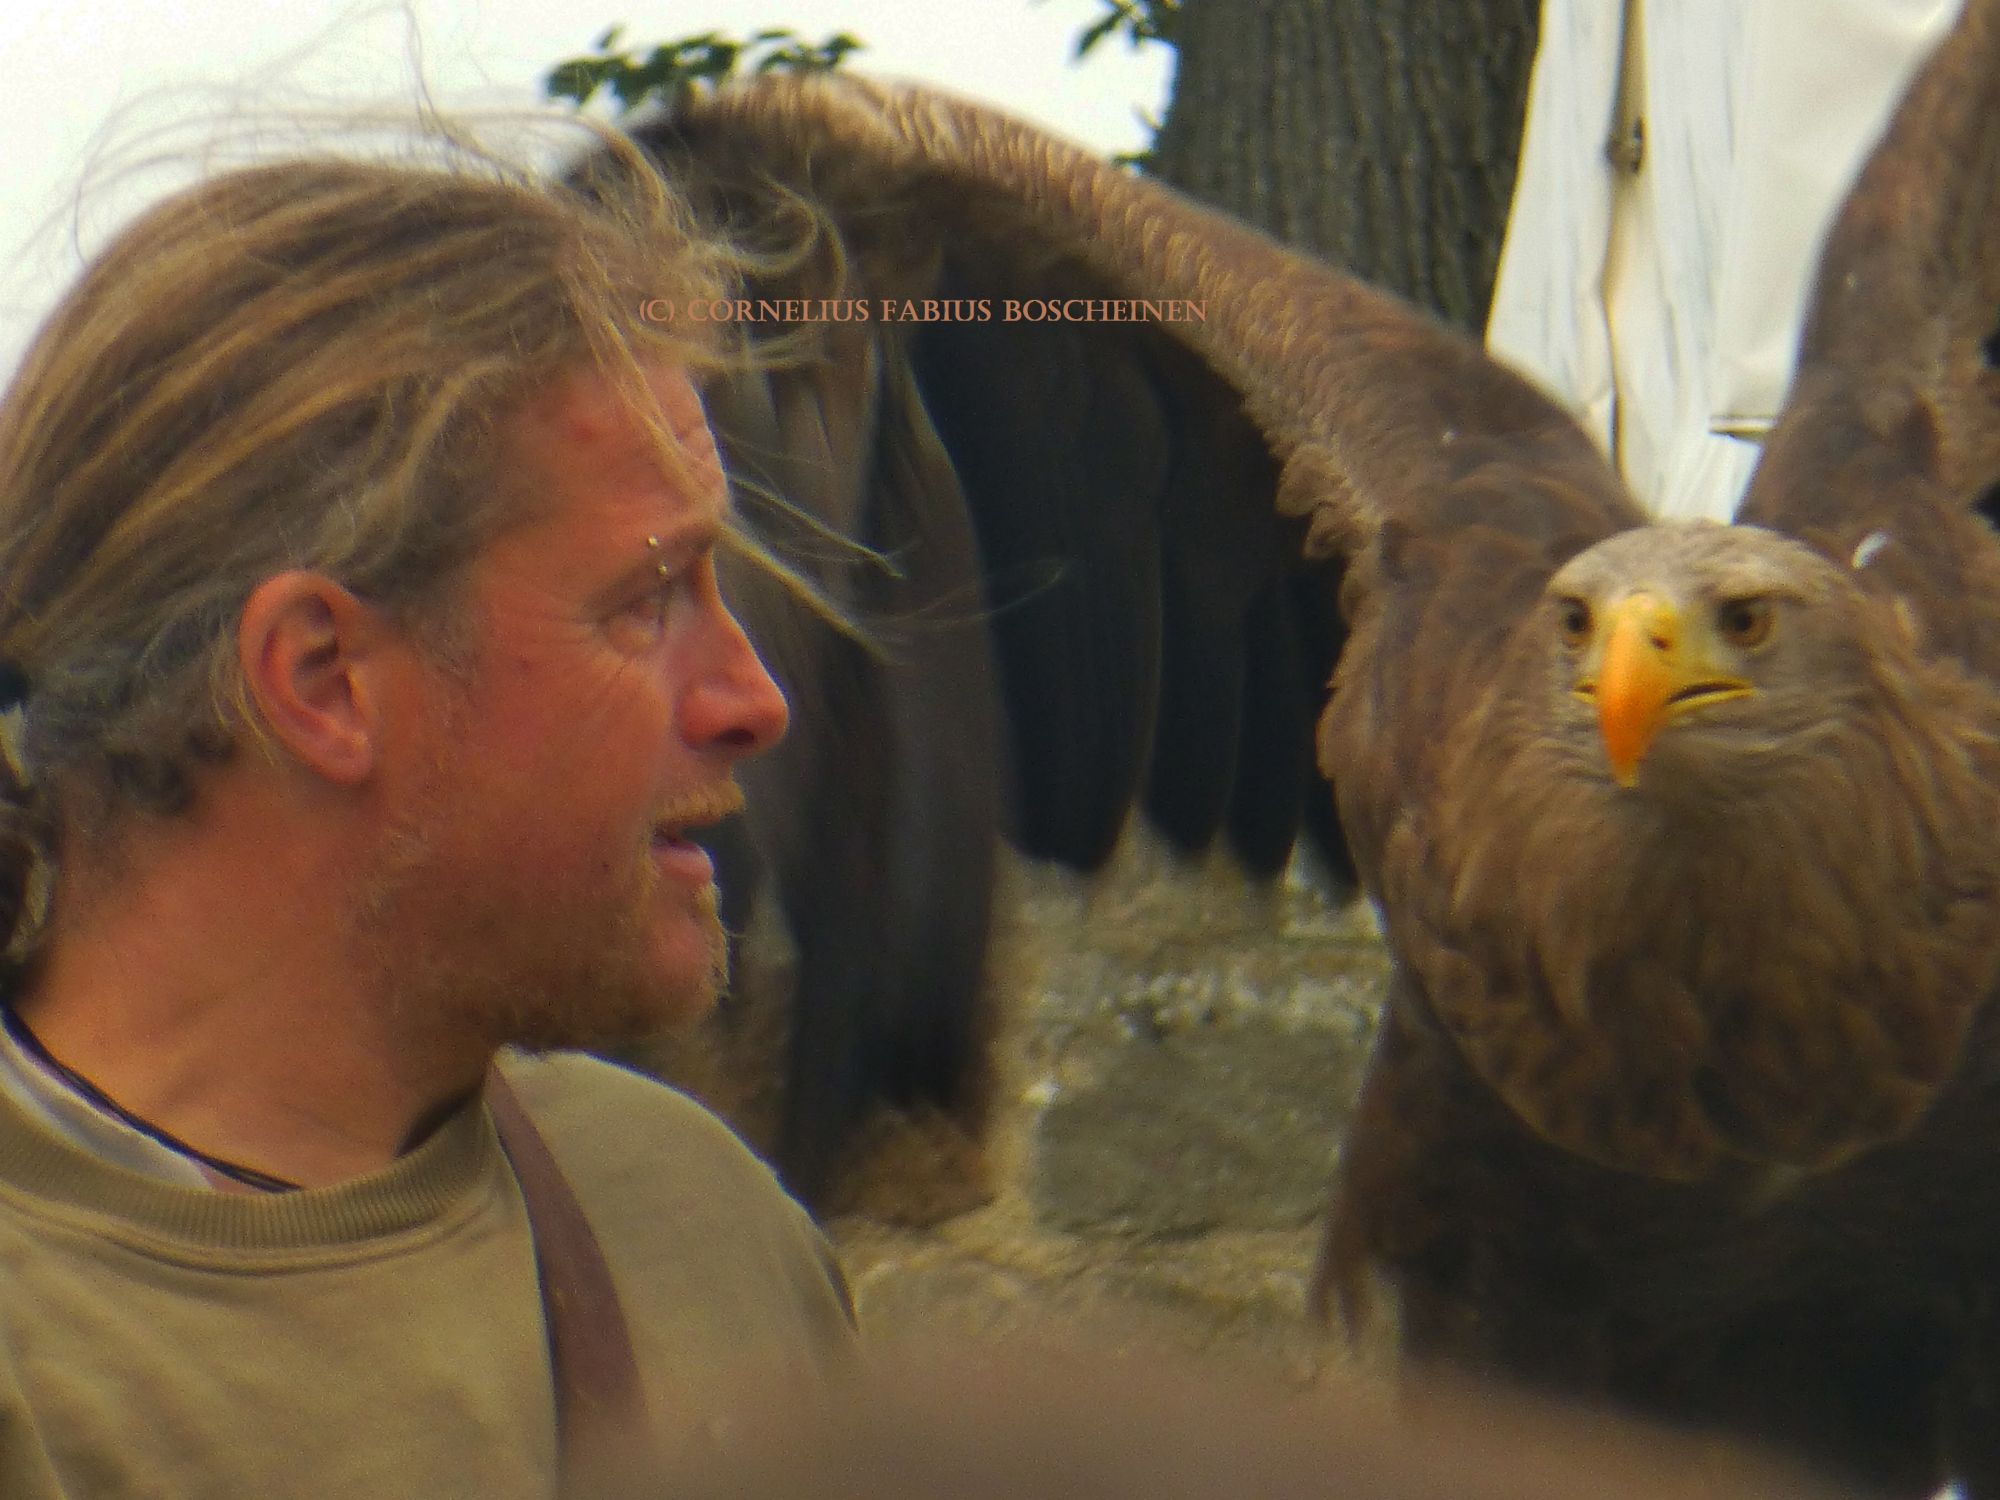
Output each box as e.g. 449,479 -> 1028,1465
1075,12 -> 1122,59
543,24 -> 867,113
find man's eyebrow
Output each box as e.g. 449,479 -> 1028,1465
647,517 -> 722,557
610,522 -> 719,591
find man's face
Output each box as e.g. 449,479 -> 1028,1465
362,362 -> 788,1054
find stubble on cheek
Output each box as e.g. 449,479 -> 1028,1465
352,789 -> 733,1059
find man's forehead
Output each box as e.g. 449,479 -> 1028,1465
505,361 -> 725,510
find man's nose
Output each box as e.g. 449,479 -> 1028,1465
685,607 -> 789,758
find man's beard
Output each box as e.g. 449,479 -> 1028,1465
355,772 -> 730,1058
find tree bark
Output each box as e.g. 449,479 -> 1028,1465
1148,0 -> 1541,331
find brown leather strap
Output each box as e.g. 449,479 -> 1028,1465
487,1068 -> 655,1492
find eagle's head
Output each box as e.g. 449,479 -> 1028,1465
1399,519 -> 2000,1179
1543,522 -> 1882,797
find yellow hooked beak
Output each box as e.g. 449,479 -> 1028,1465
1576,593 -> 1753,787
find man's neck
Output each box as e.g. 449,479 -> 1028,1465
17,808 -> 490,1189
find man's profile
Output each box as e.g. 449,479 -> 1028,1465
0,135 -> 854,1497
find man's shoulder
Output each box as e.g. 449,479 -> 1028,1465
495,1048 -> 724,1129
490,1049 -> 828,1255
492,1049 -> 859,1358
493,1049 -> 763,1183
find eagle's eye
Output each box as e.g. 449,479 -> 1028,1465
1556,597 -> 1592,648
1717,597 -> 1773,648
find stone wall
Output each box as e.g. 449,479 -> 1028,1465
828,830 -> 1395,1381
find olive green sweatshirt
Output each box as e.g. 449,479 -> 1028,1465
0,1050 -> 857,1498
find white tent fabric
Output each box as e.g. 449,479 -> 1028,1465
1485,0 -> 1962,520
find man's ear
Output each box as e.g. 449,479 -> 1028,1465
236,571 -> 397,785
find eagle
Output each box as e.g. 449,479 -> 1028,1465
608,0 -> 2000,1490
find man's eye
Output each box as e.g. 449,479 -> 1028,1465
623,576 -> 688,636
641,583 -> 679,624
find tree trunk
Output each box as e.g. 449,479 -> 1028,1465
1149,0 -> 1541,331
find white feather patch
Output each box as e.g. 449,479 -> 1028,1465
1850,530 -> 1891,569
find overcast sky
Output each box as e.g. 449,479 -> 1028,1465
2,0 -> 1175,382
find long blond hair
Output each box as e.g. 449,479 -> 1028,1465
0,127 -> 756,955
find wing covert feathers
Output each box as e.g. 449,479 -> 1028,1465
669,75 -> 1645,564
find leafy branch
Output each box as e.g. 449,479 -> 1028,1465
1073,0 -> 1180,60
545,26 -> 864,113
546,7 -> 1180,166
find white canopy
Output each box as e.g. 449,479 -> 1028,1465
1485,0 -> 1962,519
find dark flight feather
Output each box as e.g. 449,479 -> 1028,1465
622,86 -> 1373,1208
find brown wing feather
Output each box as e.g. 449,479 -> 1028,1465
668,75 -> 1646,555
660,70 -> 1651,865
1740,0 -> 2000,675
619,75 -> 1655,1210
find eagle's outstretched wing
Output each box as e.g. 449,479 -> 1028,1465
630,75 -> 1643,1206
1738,0 -> 2000,674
